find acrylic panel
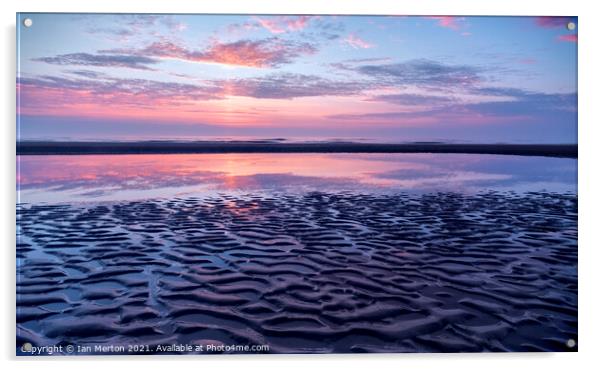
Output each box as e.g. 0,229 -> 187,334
16,13 -> 578,355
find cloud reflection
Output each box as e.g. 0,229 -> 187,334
17,153 -> 577,203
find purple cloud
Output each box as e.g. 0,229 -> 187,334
17,75 -> 223,109
253,16 -> 316,34
558,34 -> 578,43
33,53 -> 159,70
343,33 -> 375,49
351,59 -> 482,88
535,17 -> 577,28
425,16 -> 464,31
224,73 -> 368,99
108,38 -> 317,68
370,93 -> 456,106
330,90 -> 577,123
17,71 -> 369,106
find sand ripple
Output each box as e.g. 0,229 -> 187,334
16,191 -> 577,353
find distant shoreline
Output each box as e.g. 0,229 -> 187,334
16,142 -> 578,158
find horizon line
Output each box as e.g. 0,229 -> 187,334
16,141 -> 578,158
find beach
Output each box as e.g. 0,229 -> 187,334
16,183 -> 577,353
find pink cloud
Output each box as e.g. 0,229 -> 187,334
16,75 -> 222,118
254,17 -> 286,34
129,38 -> 317,68
253,16 -> 314,34
557,34 -> 578,43
426,16 -> 462,31
535,17 -> 576,28
285,16 -> 313,31
16,69 -> 369,119
518,58 -> 537,65
344,33 -> 375,49
224,21 -> 261,36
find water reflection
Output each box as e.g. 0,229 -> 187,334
17,153 -> 577,203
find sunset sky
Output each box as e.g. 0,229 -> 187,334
17,14 -> 577,143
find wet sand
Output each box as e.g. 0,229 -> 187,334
16,141 -> 578,158
16,191 -> 577,354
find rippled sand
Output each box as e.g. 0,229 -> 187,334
16,191 -> 577,354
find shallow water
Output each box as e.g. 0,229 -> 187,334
17,153 -> 576,203
16,153 -> 578,354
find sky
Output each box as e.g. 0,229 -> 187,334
16,14 -> 578,143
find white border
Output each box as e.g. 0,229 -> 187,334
2,1 -> 600,368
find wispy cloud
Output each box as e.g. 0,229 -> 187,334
343,33 -> 375,49
65,70 -> 110,79
33,53 -> 159,70
17,74 -> 223,113
341,57 -> 392,64
17,70 -> 370,112
23,55 -> 548,128
535,17 -> 576,28
253,16 -> 315,34
350,59 -> 482,88
223,73 -> 368,99
517,58 -> 537,65
426,16 -> 464,31
369,93 -> 456,106
84,14 -> 187,42
121,14 -> 187,32
533,17 -> 577,43
26,52 -> 556,118
465,91 -> 576,116
26,57 -> 493,112
107,38 -> 317,68
330,89 -> 576,126
86,27 -> 135,40
558,34 -> 578,43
